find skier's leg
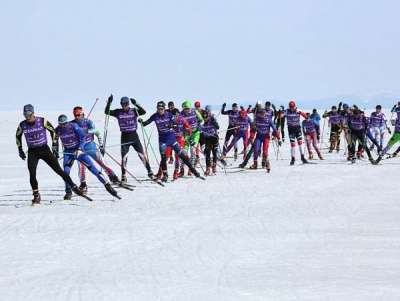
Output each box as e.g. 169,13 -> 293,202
131,132 -> 152,174
63,154 -> 75,192
120,143 -> 130,179
27,150 -> 39,191
77,153 -> 107,184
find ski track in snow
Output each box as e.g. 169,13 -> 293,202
1,111 -> 400,301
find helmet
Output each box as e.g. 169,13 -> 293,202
73,106 -> 83,117
157,101 -> 166,109
23,104 -> 34,118
376,105 -> 382,110
194,100 -> 201,108
120,96 -> 130,106
168,101 -> 174,107
343,103 -> 349,109
289,100 -> 296,109
182,100 -> 192,109
58,114 -> 68,125
256,100 -> 262,107
232,102 -> 238,108
331,106 -> 337,110
265,101 -> 271,107
205,105 -> 212,112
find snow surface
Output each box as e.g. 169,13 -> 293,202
1,110 -> 400,301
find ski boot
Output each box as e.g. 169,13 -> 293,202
373,155 -> 383,165
301,154 -> 308,164
105,182 -> 121,199
308,153 -> 313,160
219,158 -> 227,166
161,171 -> 168,182
205,166 -> 211,176
238,162 -> 246,168
178,166 -> 185,177
72,185 -> 85,197
265,160 -> 271,173
148,171 -> 154,179
212,163 -> 217,174
317,152 -> 324,160
64,189 -> 72,200
290,157 -> 295,165
108,173 -> 120,185
193,170 -> 205,180
261,159 -> 266,168
250,161 -> 258,169
173,169 -> 179,180
168,156 -> 174,165
79,181 -> 88,195
32,191 -> 41,205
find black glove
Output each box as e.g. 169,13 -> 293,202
222,103 -> 226,108
392,105 -> 397,111
99,144 -> 105,156
278,140 -> 282,146
338,102 -> 342,107
107,94 -> 113,103
130,98 -> 136,105
388,128 -> 392,135
18,147 -> 26,160
138,118 -> 143,124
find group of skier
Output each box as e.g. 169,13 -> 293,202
16,97 -> 400,205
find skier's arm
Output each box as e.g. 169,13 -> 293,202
221,103 -> 228,115
212,117 -> 220,130
195,110 -> 204,123
44,119 -> 57,143
322,111 -> 330,118
105,95 -> 117,117
301,121 -> 306,136
72,123 -> 86,150
16,125 -> 23,148
298,111 -> 308,119
130,98 -> 146,116
87,120 -> 96,135
140,114 -> 155,127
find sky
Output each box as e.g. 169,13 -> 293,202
1,0 -> 400,111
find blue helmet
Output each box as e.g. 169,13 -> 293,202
120,96 -> 130,106
58,114 -> 68,125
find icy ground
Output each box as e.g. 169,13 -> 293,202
1,110 -> 400,301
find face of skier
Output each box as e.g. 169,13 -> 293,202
376,106 -> 381,113
168,102 -> 175,111
73,107 -> 84,121
232,104 -> 238,112
157,106 -> 165,115
24,111 -> 35,123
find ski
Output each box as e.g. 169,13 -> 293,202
114,183 -> 135,191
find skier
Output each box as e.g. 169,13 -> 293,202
140,101 -> 203,181
369,105 -> 389,151
347,108 -> 374,163
250,106 -> 281,172
310,109 -> 321,141
221,102 -> 240,159
180,100 -> 203,176
15,104 -> 85,204
374,102 -> 400,164
274,105 -> 286,142
222,108 -> 251,160
54,115 -> 119,199
105,95 -> 154,182
199,110 -> 220,175
322,105 -> 342,152
302,113 -> 323,160
72,106 -> 120,194
194,100 -> 206,167
166,106 -> 191,179
284,100 -> 308,165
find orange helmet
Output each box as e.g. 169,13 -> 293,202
194,100 -> 201,108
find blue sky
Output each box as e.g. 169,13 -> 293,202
1,0 -> 399,111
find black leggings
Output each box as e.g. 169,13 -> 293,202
27,145 -> 75,191
204,136 -> 218,166
223,128 -> 237,152
349,130 -> 372,159
121,131 -> 151,175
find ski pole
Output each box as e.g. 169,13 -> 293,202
104,150 -> 143,184
87,97 -> 99,119
139,121 -> 160,166
320,117 -> 326,148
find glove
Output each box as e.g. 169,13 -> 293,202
75,149 -> 84,158
388,128 -> 392,135
338,102 -> 342,107
278,140 -> 282,146
222,103 -> 226,108
18,147 -> 26,160
99,144 -> 105,156
107,94 -> 113,103
130,98 -> 136,105
52,144 -> 59,159
138,118 -> 143,124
